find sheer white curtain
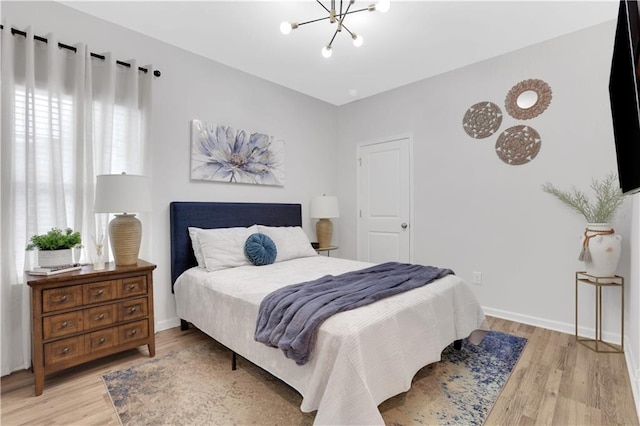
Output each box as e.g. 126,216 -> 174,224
0,24 -> 153,376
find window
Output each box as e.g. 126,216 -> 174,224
11,85 -> 142,274
14,86 -> 75,232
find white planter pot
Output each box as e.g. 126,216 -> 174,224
580,223 -> 622,281
38,249 -> 73,268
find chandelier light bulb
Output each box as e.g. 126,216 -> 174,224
352,34 -> 364,47
376,0 -> 390,13
321,45 -> 333,58
280,21 -> 293,35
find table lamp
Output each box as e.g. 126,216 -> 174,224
95,173 -> 151,266
310,195 -> 339,249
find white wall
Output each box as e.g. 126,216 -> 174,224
2,1 -> 339,332
336,20 -> 639,409
630,194 -> 640,407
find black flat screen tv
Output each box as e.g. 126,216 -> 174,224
609,0 -> 640,195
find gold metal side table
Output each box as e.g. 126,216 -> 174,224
575,271 -> 624,353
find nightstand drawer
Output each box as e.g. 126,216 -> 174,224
43,311 -> 83,340
84,304 -> 117,330
118,298 -> 148,322
118,276 -> 147,298
43,286 -> 82,313
83,280 -> 117,304
119,319 -> 148,344
86,328 -> 117,353
44,336 -> 84,366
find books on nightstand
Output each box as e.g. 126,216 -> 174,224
27,263 -> 82,276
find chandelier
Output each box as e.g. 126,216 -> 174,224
280,0 -> 391,58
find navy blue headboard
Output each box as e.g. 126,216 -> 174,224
169,202 -> 303,291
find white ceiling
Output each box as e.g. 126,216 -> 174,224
61,1 -> 619,106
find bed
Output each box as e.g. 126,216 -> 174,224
170,201 -> 488,425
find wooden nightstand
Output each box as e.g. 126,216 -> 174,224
26,260 -> 156,396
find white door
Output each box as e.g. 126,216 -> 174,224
357,137 -> 412,263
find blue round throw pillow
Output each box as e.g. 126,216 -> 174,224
245,233 -> 277,266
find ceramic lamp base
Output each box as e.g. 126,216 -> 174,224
316,218 -> 333,249
109,213 -> 141,266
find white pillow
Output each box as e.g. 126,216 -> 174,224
197,225 -> 259,272
257,226 -> 317,263
188,227 -> 206,268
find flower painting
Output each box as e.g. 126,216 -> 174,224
191,119 -> 285,186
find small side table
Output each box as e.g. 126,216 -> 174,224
316,246 -> 338,257
575,271 -> 624,353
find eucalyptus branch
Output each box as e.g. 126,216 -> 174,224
542,172 -> 625,223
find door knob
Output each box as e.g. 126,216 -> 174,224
401,223 -> 408,229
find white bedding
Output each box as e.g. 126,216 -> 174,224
174,256 -> 488,425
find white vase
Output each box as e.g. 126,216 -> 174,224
580,223 -> 622,281
38,248 -> 73,267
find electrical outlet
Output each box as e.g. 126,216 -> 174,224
472,272 -> 482,285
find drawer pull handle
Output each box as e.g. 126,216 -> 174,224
62,347 -> 70,354
99,337 -> 106,344
59,295 -> 68,302
97,314 -> 105,320
96,289 -> 104,296
129,284 -> 136,290
61,322 -> 68,328
130,329 -> 137,336
129,307 -> 137,313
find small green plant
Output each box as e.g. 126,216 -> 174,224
26,228 -> 82,251
542,172 -> 626,223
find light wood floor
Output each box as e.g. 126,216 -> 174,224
2,316 -> 638,425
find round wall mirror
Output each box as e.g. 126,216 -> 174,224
505,79 -> 552,120
516,90 -> 538,109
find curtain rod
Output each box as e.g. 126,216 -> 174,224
0,25 -> 161,77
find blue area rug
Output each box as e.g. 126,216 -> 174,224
103,330 -> 526,425
437,331 -> 527,424
380,330 -> 528,425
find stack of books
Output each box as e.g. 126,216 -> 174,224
28,263 -> 82,276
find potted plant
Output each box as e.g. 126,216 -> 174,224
26,227 -> 82,267
542,172 -> 625,278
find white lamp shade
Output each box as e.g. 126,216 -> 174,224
310,195 -> 339,219
95,174 -> 151,213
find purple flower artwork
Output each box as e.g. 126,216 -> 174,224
191,119 -> 285,186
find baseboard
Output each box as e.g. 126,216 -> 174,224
483,306 -> 572,334
482,306 -> 622,343
156,317 -> 181,332
485,305 -> 640,423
